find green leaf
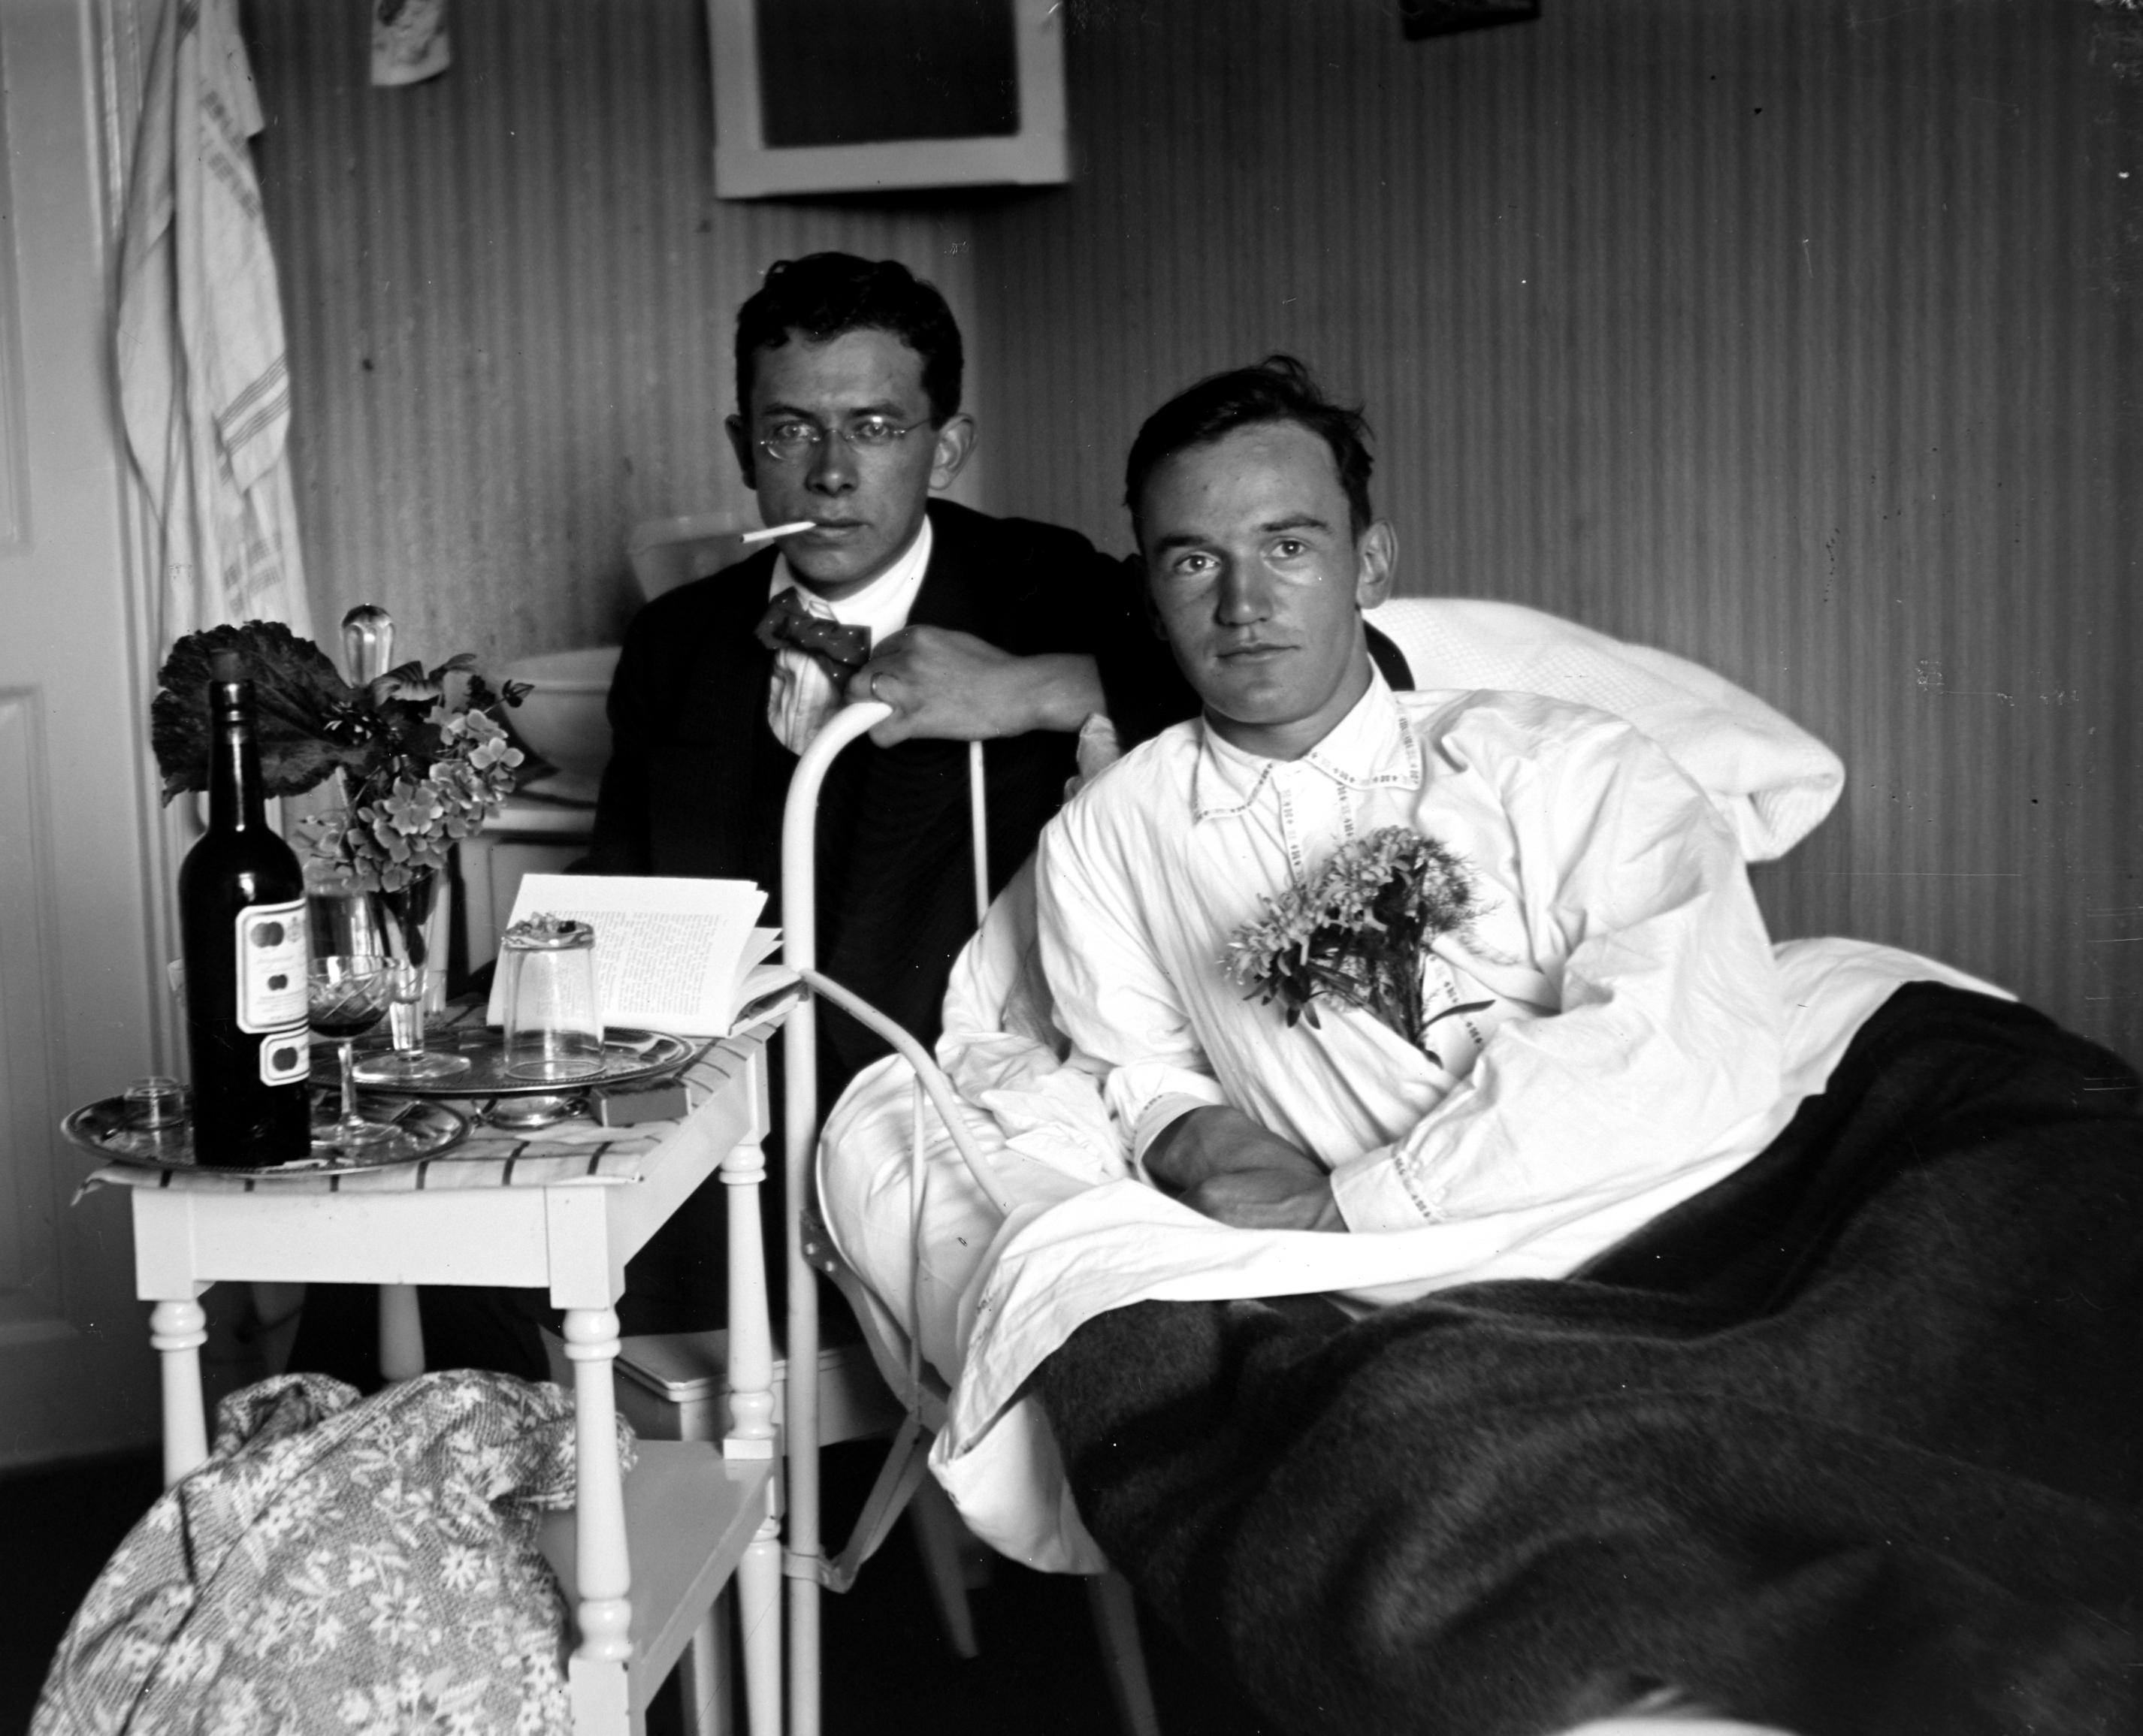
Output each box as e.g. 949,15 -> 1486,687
150,621 -> 364,803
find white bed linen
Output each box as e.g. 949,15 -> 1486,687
822,925 -> 2004,1571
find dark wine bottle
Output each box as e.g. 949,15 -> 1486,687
178,648 -> 313,1165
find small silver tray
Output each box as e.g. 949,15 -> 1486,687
62,1094 -> 470,1174
311,1025 -> 703,1099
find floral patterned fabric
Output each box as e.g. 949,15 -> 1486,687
33,1371 -> 634,1736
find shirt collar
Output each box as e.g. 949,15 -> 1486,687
1191,666 -> 1422,822
769,514 -> 935,636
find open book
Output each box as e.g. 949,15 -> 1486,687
485,874 -> 792,1037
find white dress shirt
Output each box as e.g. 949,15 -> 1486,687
1036,672 -> 1793,1233
763,515 -> 933,753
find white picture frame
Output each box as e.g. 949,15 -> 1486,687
709,0 -> 1068,199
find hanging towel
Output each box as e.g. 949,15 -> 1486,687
116,0 -> 314,645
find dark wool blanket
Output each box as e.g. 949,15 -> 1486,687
1038,985 -> 2143,1736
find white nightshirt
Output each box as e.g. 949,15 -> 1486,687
1036,672 -> 1794,1233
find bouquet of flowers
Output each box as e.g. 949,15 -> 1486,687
1225,825 -> 1489,1064
150,618 -> 528,895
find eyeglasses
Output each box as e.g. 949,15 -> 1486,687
754,415 -> 931,465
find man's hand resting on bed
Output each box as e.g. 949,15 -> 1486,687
849,626 -> 1105,747
1144,1104 -> 1344,1233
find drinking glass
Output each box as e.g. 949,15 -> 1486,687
308,954 -> 398,1150
500,916 -> 606,1082
354,961 -> 473,1084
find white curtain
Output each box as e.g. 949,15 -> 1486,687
116,0 -> 313,649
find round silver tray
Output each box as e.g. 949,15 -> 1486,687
312,1025 -> 703,1099
63,1093 -> 471,1174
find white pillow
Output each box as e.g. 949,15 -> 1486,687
1369,597 -> 1842,864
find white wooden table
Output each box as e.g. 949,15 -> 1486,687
94,1026 -> 786,1735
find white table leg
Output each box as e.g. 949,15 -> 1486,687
150,1293 -> 210,1487
377,1282 -> 425,1381
738,1481 -> 782,1736
675,1593 -> 734,1736
561,1304 -> 633,1730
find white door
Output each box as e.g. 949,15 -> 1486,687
0,0 -> 168,1469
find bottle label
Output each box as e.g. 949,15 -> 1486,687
258,1026 -> 311,1087
234,900 -> 308,1033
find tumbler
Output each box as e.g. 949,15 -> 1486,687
499,914 -> 605,1081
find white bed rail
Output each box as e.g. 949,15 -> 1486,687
779,704 -> 991,1736
799,969 -> 1012,1215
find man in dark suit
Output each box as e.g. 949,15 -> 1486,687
293,256 -> 1169,1374
587,253 -> 1182,1077
579,254 -> 1187,1335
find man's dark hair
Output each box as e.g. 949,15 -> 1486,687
734,253 -> 963,424
1124,355 -> 1375,537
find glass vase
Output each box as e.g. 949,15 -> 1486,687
379,868 -> 446,1014
354,865 -> 471,1083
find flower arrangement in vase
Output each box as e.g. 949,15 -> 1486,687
151,613 -> 530,1003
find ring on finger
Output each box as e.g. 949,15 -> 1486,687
868,669 -> 884,702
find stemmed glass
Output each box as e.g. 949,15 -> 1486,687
308,954 -> 399,1152
353,961 -> 473,1084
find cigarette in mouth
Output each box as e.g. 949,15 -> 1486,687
739,521 -> 818,545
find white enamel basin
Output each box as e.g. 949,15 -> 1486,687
500,645 -> 621,799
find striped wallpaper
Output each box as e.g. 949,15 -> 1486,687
243,0 -> 2139,1058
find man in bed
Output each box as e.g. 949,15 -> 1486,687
1038,353 -> 1810,1241
998,356 -> 2143,1734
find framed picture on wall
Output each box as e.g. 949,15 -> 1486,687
1399,0 -> 1540,40
709,0 -> 1069,198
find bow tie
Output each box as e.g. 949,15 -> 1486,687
755,587 -> 872,679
